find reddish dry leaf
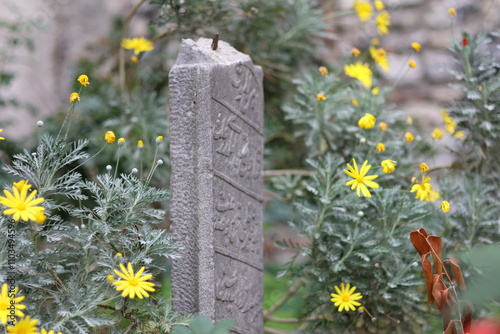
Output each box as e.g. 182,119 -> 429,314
445,258 -> 467,291
427,235 -> 443,275
432,274 -> 448,312
410,228 -> 430,256
422,252 -> 435,305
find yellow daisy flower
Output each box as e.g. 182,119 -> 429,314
121,37 -> 154,55
69,92 -> 80,103
330,283 -> 363,312
319,66 -> 328,76
419,163 -> 429,173
411,42 -> 422,52
0,129 -> 4,140
317,93 -> 327,101
0,284 -> 26,325
405,132 -> 414,143
408,59 -> 417,68
104,131 -> 116,144
448,8 -> 456,17
374,0 -> 385,10
344,159 -> 379,198
112,262 -> 156,299
344,62 -> 373,88
77,74 -> 90,87
376,11 -> 391,35
381,159 -> 397,173
410,176 -> 433,202
441,201 -> 450,213
369,47 -> 390,72
353,0 -> 373,22
376,143 -> 385,152
0,183 -> 45,222
432,128 -> 444,139
352,47 -> 361,57
358,113 -> 376,129
378,122 -> 388,131
6,316 -> 38,334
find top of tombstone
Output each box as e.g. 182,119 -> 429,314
174,37 -> 252,66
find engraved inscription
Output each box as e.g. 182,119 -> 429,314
215,253 -> 263,334
232,64 -> 258,115
214,177 -> 263,266
212,103 -> 263,193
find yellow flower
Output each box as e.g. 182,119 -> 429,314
351,98 -> 359,106
420,163 -> 429,173
375,0 -> 385,10
118,137 -> 125,144
112,262 -> 156,299
432,128 -> 444,139
330,283 -> 363,312
411,42 -> 422,52
353,0 -> 373,22
156,136 -> 164,144
369,47 -> 390,72
69,92 -> 80,103
408,59 -> 417,68
319,66 -> 328,76
352,47 -> 361,57
344,159 -> 379,198
0,284 -> 26,325
376,143 -> 385,152
107,275 -> 115,282
405,132 -> 414,143
454,131 -> 465,140
430,190 -> 441,202
137,140 -> 144,148
378,122 -> 387,131
407,116 -> 413,124
381,159 -> 397,173
448,8 -> 456,17
34,211 -> 47,224
6,316 -> 38,334
0,183 -> 45,222
104,131 -> 116,144
77,74 -> 90,87
441,200 -> 450,213
131,56 -> 139,63
371,87 -> 380,95
371,38 -> 380,45
376,11 -> 391,35
13,180 -> 30,192
116,252 -> 123,257
40,329 -> 62,334
410,176 -> 433,202
0,129 -> 4,140
317,93 -> 327,101
121,37 -> 154,55
443,116 -> 456,134
358,113 -> 376,129
344,62 -> 373,88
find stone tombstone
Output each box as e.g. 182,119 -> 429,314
169,37 -> 264,334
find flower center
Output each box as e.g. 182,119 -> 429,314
17,203 -> 27,211
356,177 -> 364,183
129,278 -> 139,286
0,301 -> 7,311
342,295 -> 350,302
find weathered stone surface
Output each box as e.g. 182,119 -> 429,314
169,37 -> 264,334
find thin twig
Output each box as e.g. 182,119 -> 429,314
119,0 -> 147,98
264,169 -> 311,178
264,327 -> 288,334
264,315 -> 329,323
49,269 -> 68,293
264,279 -> 304,317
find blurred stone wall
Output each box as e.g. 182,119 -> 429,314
0,0 -> 147,139
326,0 -> 500,128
